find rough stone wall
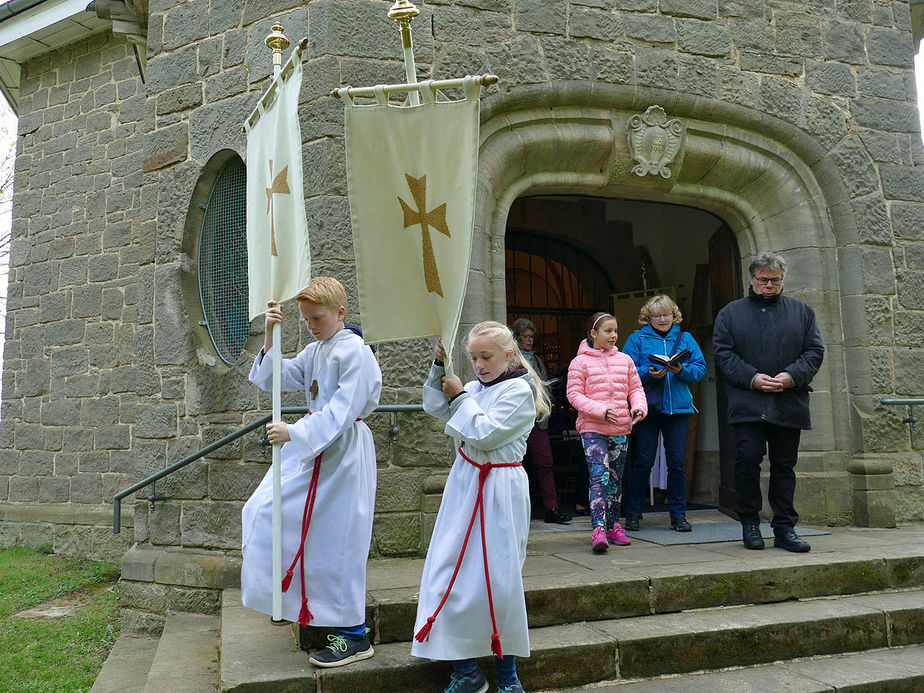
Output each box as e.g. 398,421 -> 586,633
3,0 -> 924,572
134,0 -> 450,567
415,0 -> 924,518
0,31 -> 147,559
138,0 -> 924,541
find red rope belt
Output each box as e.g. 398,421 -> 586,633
414,446 -> 522,659
279,411 -> 361,627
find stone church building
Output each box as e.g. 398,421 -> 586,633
1,0 -> 923,628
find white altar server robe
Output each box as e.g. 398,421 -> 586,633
241,329 -> 382,626
412,364 -> 535,660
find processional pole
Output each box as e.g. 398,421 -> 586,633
387,0 -> 461,377
265,20 -> 289,623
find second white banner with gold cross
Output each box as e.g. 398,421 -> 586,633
244,52 -> 311,322
343,79 -> 481,364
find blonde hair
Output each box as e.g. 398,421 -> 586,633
638,294 -> 682,325
467,321 -> 552,423
296,277 -> 347,314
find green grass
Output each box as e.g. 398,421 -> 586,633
0,544 -> 121,693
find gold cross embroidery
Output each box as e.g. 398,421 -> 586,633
398,173 -> 451,297
265,160 -> 290,257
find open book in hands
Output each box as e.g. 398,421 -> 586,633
648,348 -> 691,369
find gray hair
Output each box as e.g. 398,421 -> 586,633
468,320 -> 551,422
510,318 -> 537,338
749,252 -> 787,277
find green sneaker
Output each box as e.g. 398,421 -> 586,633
444,669 -> 488,693
308,632 -> 374,668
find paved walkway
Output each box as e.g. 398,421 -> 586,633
366,509 -> 924,597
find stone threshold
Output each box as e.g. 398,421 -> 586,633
120,518 -> 924,642
220,588 -> 924,692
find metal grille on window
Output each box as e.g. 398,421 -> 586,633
505,229 -> 614,379
198,157 -> 249,365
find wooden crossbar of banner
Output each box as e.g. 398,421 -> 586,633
330,73 -> 499,100
244,37 -> 309,131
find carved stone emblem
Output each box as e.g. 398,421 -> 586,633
627,105 -> 685,179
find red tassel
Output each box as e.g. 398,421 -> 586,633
298,600 -> 313,627
414,616 -> 436,643
491,633 -> 503,660
281,569 -> 294,593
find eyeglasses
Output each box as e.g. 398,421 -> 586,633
650,314 -> 672,320
754,276 -> 783,286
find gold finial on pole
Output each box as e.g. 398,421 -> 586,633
266,21 -> 290,76
388,1 -> 420,106
388,0 -> 420,45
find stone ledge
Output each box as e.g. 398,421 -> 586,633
591,644 -> 924,691
122,543 -> 241,588
0,501 -> 131,527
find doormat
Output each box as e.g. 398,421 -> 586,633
626,521 -> 830,546
633,501 -> 715,513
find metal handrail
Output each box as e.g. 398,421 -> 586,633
112,403 -> 424,533
880,398 -> 922,432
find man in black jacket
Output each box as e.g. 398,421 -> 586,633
713,252 -> 824,552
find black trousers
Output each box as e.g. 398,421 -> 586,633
732,421 -> 801,530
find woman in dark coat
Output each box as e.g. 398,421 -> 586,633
622,295 -> 707,532
511,319 -> 571,524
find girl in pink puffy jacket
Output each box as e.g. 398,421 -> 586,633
567,312 -> 647,553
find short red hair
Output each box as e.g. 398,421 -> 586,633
296,277 -> 347,314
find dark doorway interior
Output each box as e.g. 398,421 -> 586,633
505,196 -> 741,517
506,231 -> 614,381
506,230 -> 614,512
709,225 -> 743,517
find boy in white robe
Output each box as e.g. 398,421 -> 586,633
413,322 -> 551,693
241,277 -> 382,668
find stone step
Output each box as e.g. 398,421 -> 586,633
143,612 -> 220,692
318,538 -> 924,647
219,587 -> 924,692
91,634 -> 159,693
543,643 -> 924,692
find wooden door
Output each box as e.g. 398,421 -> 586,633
708,225 -> 742,517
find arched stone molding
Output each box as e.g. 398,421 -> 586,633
468,82 -> 859,524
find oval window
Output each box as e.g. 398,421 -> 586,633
198,156 -> 249,364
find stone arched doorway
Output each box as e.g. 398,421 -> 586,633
465,83 -> 853,526
504,195 -> 745,517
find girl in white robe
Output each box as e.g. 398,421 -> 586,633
412,321 -> 551,693
241,278 -> 382,669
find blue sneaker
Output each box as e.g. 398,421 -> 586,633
497,684 -> 525,693
444,669 -> 488,693
308,633 -> 373,668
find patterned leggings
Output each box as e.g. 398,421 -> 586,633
581,433 -> 628,530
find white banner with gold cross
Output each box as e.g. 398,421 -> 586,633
343,78 -> 481,365
244,51 -> 310,322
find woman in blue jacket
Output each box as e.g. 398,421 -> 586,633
622,295 -> 707,532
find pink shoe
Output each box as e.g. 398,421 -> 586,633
591,526 -> 608,553
607,524 -> 632,546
